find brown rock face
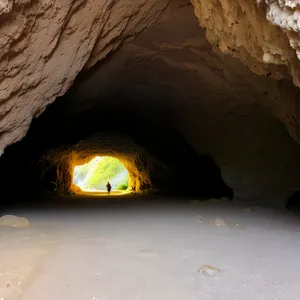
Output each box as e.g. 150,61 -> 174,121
1,0 -> 300,207
192,0 -> 300,85
0,0 -> 170,150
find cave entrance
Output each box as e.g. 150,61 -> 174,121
72,156 -> 129,195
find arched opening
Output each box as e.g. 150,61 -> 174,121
37,133 -> 157,197
72,156 -> 129,195
33,132 -> 232,199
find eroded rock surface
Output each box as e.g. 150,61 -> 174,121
192,0 -> 300,85
0,0 -> 170,150
1,0 -> 300,152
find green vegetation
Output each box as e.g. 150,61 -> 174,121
73,156 -> 129,191
117,181 -> 129,190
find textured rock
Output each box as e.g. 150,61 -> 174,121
209,218 -> 228,227
198,265 -> 221,277
0,215 -> 30,227
42,133 -> 161,194
191,0 -> 300,86
63,3 -> 300,206
0,0 -> 300,154
0,0 -> 170,151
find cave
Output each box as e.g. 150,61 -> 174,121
72,156 -> 130,193
1,0 -> 300,208
1,0 -> 300,299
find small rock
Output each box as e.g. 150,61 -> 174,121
209,218 -> 227,227
199,265 -> 221,277
0,215 -> 30,228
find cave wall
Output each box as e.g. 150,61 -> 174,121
1,0 -> 300,152
0,0 -> 171,150
1,0 -> 300,207
191,0 -> 300,86
50,134 -> 157,194
179,103 -> 300,207
55,3 -> 300,207
0,113 -> 232,201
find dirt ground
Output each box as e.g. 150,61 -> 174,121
1,196 -> 300,300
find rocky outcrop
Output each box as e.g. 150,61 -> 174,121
0,0 -> 170,151
191,0 -> 300,85
1,0 -> 300,153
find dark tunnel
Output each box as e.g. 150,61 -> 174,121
0,87 -> 233,204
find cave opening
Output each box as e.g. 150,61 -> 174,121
72,156 -> 130,195
0,107 -> 232,203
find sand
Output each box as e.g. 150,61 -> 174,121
1,196 -> 300,300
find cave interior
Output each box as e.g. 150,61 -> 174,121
1,1 -> 300,210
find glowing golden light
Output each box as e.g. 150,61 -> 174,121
72,156 -> 130,195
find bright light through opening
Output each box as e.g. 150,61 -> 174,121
73,156 -> 129,194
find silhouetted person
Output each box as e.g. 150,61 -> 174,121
106,181 -> 111,195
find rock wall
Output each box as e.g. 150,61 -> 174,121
0,0 -> 170,150
1,0 -> 300,153
62,2 -> 300,206
1,0 -> 300,206
41,133 -> 157,194
179,102 -> 300,207
191,0 -> 300,85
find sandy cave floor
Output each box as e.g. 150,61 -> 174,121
0,196 -> 300,300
